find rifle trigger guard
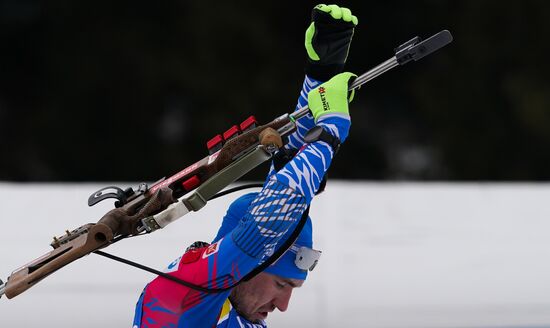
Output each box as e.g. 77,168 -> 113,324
88,186 -> 133,207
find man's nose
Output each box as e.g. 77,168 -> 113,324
273,288 -> 293,312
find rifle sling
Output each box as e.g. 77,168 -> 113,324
94,186 -> 309,294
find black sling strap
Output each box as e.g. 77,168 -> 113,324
94,187 -> 310,294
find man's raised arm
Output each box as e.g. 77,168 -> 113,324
231,72 -> 357,263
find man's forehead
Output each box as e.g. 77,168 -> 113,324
262,272 -> 305,288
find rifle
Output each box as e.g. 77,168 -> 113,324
0,30 -> 452,300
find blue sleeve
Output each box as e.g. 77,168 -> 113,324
231,179 -> 307,260
285,75 -> 323,151
265,75 -> 323,180
208,74 -> 347,283
211,75 -> 327,269
230,140 -> 333,267
212,193 -> 258,244
225,74 -> 335,265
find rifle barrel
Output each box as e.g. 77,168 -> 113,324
351,57 -> 399,89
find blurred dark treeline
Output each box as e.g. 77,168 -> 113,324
1,0 -> 549,182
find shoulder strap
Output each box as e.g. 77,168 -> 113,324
94,206 -> 310,293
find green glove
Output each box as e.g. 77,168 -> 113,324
308,72 -> 357,122
305,4 -> 358,81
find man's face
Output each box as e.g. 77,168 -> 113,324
229,272 -> 304,323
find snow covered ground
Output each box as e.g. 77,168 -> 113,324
1,181 -> 549,328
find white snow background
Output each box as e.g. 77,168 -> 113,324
1,181 -> 549,328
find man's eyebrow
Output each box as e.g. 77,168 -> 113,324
283,278 -> 299,288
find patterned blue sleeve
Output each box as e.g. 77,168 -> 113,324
230,73 -> 349,261
266,75 -> 323,180
232,135 -> 334,259
285,75 -> 323,151
274,140 -> 334,203
231,180 -> 307,259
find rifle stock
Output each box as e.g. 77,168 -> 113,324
1,115 -> 293,299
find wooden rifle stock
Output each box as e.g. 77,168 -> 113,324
2,115 -> 291,299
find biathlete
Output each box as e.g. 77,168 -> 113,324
133,4 -> 359,327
